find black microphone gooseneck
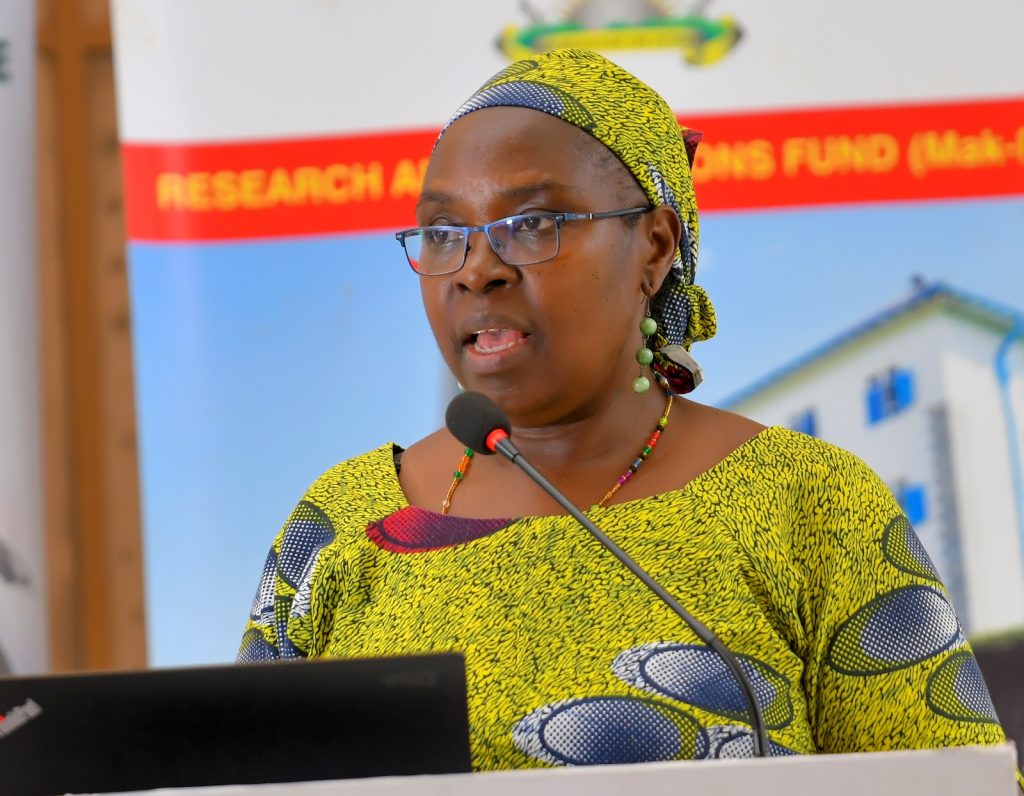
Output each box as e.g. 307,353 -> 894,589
445,390 -> 770,758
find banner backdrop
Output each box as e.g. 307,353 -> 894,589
0,2 -> 46,674
111,0 -> 1024,666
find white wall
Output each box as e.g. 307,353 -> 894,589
939,317 -> 1024,635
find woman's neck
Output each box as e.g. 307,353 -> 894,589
502,386 -> 671,476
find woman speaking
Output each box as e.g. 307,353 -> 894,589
238,49 -> 1013,771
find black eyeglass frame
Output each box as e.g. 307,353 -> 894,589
394,205 -> 653,276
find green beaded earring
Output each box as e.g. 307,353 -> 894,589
634,314 -> 658,393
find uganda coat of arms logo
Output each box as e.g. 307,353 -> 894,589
499,0 -> 743,66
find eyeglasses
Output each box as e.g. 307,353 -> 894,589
394,206 -> 652,276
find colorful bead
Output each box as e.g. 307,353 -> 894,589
640,316 -> 658,336
642,445 -> 652,455
591,394 -> 674,509
633,375 -> 650,393
635,346 -> 654,365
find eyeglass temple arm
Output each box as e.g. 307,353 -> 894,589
563,206 -> 653,222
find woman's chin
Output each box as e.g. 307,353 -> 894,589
453,371 -> 544,417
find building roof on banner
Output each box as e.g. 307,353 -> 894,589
720,281 -> 1024,409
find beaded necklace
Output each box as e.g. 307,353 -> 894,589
440,393 -> 674,515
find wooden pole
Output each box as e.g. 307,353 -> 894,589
37,0 -> 146,671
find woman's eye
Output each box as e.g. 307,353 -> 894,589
512,215 -> 554,234
426,229 -> 450,244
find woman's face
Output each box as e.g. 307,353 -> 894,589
418,106 -> 674,425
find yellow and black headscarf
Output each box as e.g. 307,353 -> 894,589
440,48 -> 716,394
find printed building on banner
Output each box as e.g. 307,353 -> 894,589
723,282 -> 1024,637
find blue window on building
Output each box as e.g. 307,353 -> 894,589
896,483 -> 928,525
866,367 -> 915,425
791,408 -> 817,437
891,368 -> 915,410
867,379 -> 886,423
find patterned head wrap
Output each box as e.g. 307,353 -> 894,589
438,48 -> 716,394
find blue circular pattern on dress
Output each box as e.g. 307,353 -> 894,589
826,585 -> 963,675
925,650 -> 999,723
274,598 -> 306,660
249,548 -> 277,625
613,643 -> 793,728
881,515 -> 940,582
236,628 -> 278,663
277,501 -> 336,588
513,696 -> 708,766
644,648 -> 769,713
706,725 -> 797,758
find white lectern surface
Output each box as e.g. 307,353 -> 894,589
94,744 -> 1019,796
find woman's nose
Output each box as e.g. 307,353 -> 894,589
455,231 -> 520,294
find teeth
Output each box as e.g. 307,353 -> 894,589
473,338 -> 527,354
469,327 -> 528,354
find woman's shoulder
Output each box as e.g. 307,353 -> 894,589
679,400 -> 889,500
299,429 -> 460,513
729,423 -> 886,489
718,423 -> 897,524
300,441 -> 403,509
760,426 -> 881,480
677,401 -> 876,484
698,422 -> 904,557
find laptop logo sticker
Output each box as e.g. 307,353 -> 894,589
0,698 -> 43,739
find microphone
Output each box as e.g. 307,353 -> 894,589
444,390 -> 511,456
445,390 -> 770,758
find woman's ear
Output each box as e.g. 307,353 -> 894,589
642,204 -> 681,295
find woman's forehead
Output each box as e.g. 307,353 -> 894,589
434,107 -> 604,165
424,107 -> 634,204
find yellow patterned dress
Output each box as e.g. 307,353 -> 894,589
238,426 -> 1012,771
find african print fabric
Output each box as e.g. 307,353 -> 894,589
238,428 -> 1013,773
439,49 -> 715,393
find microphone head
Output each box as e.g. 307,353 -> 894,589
445,391 -> 511,455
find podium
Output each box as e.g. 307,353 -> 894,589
96,745 -> 1019,796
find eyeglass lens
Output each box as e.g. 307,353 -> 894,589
403,214 -> 560,274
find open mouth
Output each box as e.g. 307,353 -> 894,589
466,328 -> 530,354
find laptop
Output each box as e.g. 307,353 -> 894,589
0,653 -> 471,796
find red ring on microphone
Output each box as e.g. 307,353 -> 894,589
485,428 -> 509,453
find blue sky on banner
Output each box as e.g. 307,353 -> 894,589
131,195 -> 1024,667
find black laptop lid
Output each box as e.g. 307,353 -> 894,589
0,654 -> 471,796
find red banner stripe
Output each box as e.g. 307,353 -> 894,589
121,97 -> 1024,242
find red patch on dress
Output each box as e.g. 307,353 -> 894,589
366,506 -> 513,554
